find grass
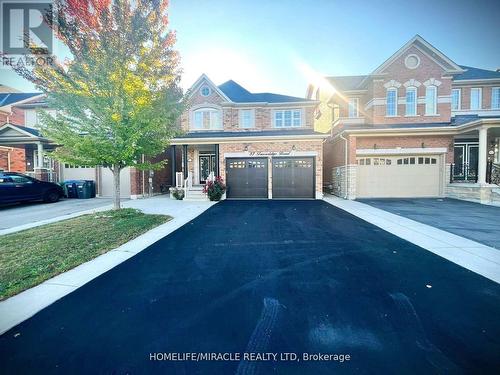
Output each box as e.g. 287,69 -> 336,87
0,208 -> 171,300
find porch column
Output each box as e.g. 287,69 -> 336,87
215,144 -> 219,176
478,127 -> 488,185
37,142 -> 44,169
183,145 -> 188,179
171,145 -> 176,186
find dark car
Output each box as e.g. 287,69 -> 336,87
0,172 -> 64,204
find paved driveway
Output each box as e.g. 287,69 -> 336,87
358,198 -> 500,249
1,200 -> 499,374
0,198 -> 113,230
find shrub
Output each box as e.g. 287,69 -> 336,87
171,187 -> 184,200
203,176 -> 226,201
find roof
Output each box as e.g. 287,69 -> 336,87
8,123 -> 41,136
454,65 -> 500,81
0,93 -> 41,107
325,75 -> 368,91
175,129 -> 325,139
218,80 -> 314,103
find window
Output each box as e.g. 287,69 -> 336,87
200,86 -> 211,97
425,86 -> 437,115
451,89 -> 461,110
9,175 -> 32,184
274,109 -> 302,128
348,98 -> 358,118
492,87 -> 500,109
470,88 -> 482,110
192,108 -> 222,130
239,109 -> 255,128
386,89 -> 397,116
406,87 -> 417,116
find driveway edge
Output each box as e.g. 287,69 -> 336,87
323,196 -> 500,284
0,201 -> 216,335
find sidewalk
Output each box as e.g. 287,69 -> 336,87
324,196 -> 500,285
0,196 -> 215,335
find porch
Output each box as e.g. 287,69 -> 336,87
448,124 -> 500,204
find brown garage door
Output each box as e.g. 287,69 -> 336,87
272,157 -> 315,199
226,158 -> 268,198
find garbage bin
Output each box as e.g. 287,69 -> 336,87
64,180 -> 79,198
76,180 -> 95,199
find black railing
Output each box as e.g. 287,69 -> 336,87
450,163 -> 478,183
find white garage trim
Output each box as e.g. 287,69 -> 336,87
357,147 -> 447,156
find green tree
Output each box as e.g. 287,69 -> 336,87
13,0 -> 184,209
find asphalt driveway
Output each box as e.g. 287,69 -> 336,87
0,198 -> 113,230
1,200 -> 500,374
358,198 -> 500,249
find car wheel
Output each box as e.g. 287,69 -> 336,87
44,190 -> 61,203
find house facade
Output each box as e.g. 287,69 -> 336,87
311,35 -> 500,203
168,75 -> 325,199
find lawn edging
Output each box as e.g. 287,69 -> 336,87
0,202 -> 216,335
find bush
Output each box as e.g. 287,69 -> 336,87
171,187 -> 184,200
203,176 -> 226,201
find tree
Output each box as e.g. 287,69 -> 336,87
13,0 -> 184,209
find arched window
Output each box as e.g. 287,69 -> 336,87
192,107 -> 222,130
386,88 -> 398,116
405,87 -> 417,116
425,85 -> 437,115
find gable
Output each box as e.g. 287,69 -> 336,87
373,35 -> 463,75
187,75 -> 231,106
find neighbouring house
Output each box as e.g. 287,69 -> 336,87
309,35 -> 500,204
168,74 -> 325,199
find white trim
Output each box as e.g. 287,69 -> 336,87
452,109 -> 500,116
189,105 -> 223,131
425,85 -> 438,115
356,147 -> 447,156
186,74 -> 232,102
404,54 -> 420,69
238,108 -> 255,129
437,95 -> 452,104
491,87 -> 500,110
171,133 -> 327,145
423,78 -> 442,87
224,151 -> 318,158
337,117 -> 365,125
386,88 -> 398,116
470,87 -> 482,110
383,80 -> 402,89
272,108 -> 304,128
348,97 -> 359,118
403,79 -> 421,88
405,87 -> 417,116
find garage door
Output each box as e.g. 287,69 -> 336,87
356,155 -> 442,198
226,158 -> 268,198
272,157 -> 315,198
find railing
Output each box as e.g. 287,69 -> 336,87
183,171 -> 192,199
487,161 -> 500,186
450,163 -> 478,183
25,170 -> 58,183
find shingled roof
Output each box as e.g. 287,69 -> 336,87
454,65 -> 500,81
218,80 -> 314,103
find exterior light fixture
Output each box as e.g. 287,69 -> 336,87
292,145 -> 296,151
244,145 -> 248,151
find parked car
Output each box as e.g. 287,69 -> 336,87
0,172 -> 64,204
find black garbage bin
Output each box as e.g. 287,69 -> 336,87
64,180 -> 78,198
76,180 -> 95,199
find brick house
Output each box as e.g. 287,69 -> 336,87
311,35 -> 500,204
168,74 -> 325,199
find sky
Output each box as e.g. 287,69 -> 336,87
2,0 -> 500,97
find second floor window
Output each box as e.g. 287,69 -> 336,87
470,88 -> 482,110
274,109 -> 302,128
492,87 -> 500,109
451,89 -> 461,110
193,108 -> 222,130
386,89 -> 397,116
425,86 -> 437,115
406,87 -> 417,116
239,109 -> 255,128
348,98 -> 358,118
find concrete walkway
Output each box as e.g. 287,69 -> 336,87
0,196 -> 216,335
324,196 -> 500,285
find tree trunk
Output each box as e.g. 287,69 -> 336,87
111,165 -> 121,210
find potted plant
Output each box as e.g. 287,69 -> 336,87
171,187 -> 185,200
203,176 -> 226,201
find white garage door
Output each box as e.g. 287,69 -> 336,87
356,155 -> 442,198
100,167 -> 131,198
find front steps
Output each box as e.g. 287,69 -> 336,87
184,185 -> 209,201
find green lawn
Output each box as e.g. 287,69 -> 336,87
0,208 -> 171,300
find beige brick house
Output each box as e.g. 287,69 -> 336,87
170,74 -> 325,199
310,35 -> 500,203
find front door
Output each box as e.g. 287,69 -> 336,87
454,143 -> 479,181
199,155 -> 215,183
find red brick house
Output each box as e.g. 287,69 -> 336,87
311,35 -> 500,204
168,74 -> 325,199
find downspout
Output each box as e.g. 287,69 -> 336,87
339,133 -> 349,199
142,154 -> 146,197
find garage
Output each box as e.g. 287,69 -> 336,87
226,158 -> 268,198
356,155 -> 442,198
272,157 -> 315,199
